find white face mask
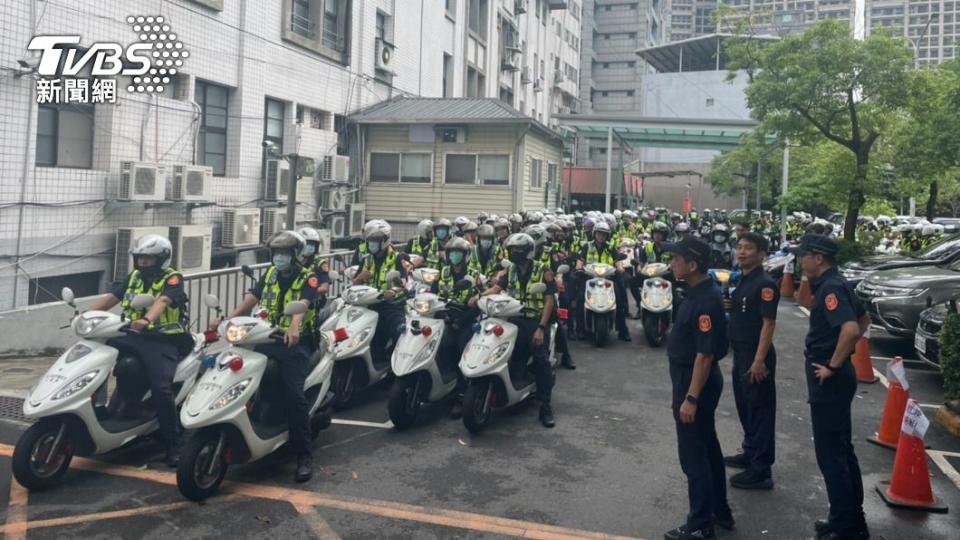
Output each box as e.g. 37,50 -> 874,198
303,244 -> 316,257
714,234 -> 726,243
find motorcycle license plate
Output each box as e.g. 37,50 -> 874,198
914,333 -> 926,354
470,343 -> 489,352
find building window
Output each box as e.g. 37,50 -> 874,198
370,152 -> 432,183
468,0 -> 489,40
263,98 -> 285,173
530,158 -> 543,188
467,66 -> 480,97
547,163 -> 558,190
370,152 -> 400,182
443,54 -> 454,97
29,271 -> 102,306
291,0 -> 315,38
195,81 -> 228,176
445,154 -> 510,186
283,0 -> 348,62
446,0 -> 456,18
36,104 -> 94,168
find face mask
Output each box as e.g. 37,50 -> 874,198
436,228 -> 449,240
480,239 -> 493,250
368,240 -> 382,254
302,244 -> 316,257
714,235 -> 726,243
273,254 -> 293,272
449,251 -> 464,265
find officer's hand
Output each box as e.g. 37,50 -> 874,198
533,327 -> 545,347
748,360 -> 769,384
130,318 -> 149,332
284,326 -> 300,348
811,363 -> 834,384
722,299 -> 733,312
208,317 -> 221,331
468,295 -> 479,308
679,400 -> 697,424
357,270 -> 372,282
382,289 -> 396,300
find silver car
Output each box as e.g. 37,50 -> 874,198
855,260 -> 960,339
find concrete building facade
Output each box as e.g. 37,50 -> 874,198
867,0 -> 960,66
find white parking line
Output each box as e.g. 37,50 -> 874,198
928,450 -> 960,491
331,419 -> 394,430
873,368 -> 889,389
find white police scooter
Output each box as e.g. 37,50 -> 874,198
639,262 -> 673,347
582,262 -> 617,347
458,264 -> 567,434
387,268 -> 474,429
176,291 -> 336,501
320,268 -> 402,409
13,288 -> 210,490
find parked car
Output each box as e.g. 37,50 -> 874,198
934,217 -> 960,235
840,233 -> 960,285
855,260 -> 960,339
914,303 -> 948,370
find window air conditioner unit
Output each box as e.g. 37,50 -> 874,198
546,0 -> 568,9
321,155 -> 350,182
264,159 -> 290,201
296,176 -> 314,206
221,208 -> 261,248
515,0 -> 527,14
329,215 -> 347,238
501,50 -> 520,72
534,78 -> 544,93
520,66 -> 532,84
375,38 -> 395,73
347,203 -> 366,237
114,226 -> 170,280
119,161 -> 165,201
439,127 -> 467,143
321,187 -> 348,211
169,224 -> 213,274
261,207 -> 289,241
171,165 -> 212,202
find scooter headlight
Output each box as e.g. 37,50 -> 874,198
52,370 -> 100,400
74,315 -> 107,336
346,308 -> 364,323
414,299 -> 432,315
488,299 -> 510,316
63,343 -> 93,364
209,379 -> 252,410
488,343 -> 510,364
224,322 -> 256,344
342,327 -> 372,351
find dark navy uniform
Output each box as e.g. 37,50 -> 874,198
666,277 -> 731,533
728,266 -> 779,480
805,265 -> 866,533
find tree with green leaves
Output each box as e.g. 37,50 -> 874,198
725,20 -> 914,241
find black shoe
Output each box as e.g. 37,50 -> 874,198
730,469 -> 773,490
818,528 -> 869,540
561,353 -> 576,370
450,399 -> 463,419
723,453 -> 749,469
164,444 -> 180,468
295,454 -> 313,483
577,331 -> 588,341
814,520 -> 833,536
618,331 -> 632,342
539,404 -> 555,428
632,311 -> 643,320
713,509 -> 735,531
664,524 -> 716,540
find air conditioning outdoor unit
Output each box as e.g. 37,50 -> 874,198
520,66 -> 532,84
347,203 -> 366,237
321,187 -> 349,211
114,226 -> 170,280
501,50 -> 520,72
321,155 -> 350,182
221,208 -> 261,248
119,161 -> 165,201
439,127 -> 467,144
375,38 -> 395,73
329,215 -> 346,238
171,165 -> 212,201
264,159 -> 290,201
515,0 -> 527,14
169,225 -> 213,274
534,78 -> 544,92
316,228 -> 332,254
261,207 -> 289,240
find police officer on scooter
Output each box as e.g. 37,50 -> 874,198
435,237 -> 476,419
88,234 -> 191,468
577,221 -> 631,341
353,220 -> 408,369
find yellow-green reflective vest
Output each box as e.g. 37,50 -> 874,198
261,265 -> 316,332
121,268 -> 187,334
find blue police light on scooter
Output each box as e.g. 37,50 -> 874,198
202,354 -> 216,369
473,322 -> 482,334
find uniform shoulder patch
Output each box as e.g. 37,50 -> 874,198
166,275 -> 181,286
308,276 -> 319,288
761,287 -> 775,301
698,315 -> 712,332
825,293 -> 839,311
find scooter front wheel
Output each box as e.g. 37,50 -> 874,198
642,312 -> 665,347
462,380 -> 493,434
387,375 -> 422,430
332,362 -> 356,411
12,419 -> 74,490
594,316 -> 609,348
177,430 -> 229,502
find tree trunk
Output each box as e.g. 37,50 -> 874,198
926,180 -> 939,221
844,156 -> 869,242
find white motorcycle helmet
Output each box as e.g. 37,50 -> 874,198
296,226 -> 322,261
130,234 -> 173,271
417,219 -> 434,238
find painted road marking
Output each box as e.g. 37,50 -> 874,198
3,479 -> 28,540
928,450 -> 960,491
0,444 -> 642,540
294,504 -> 342,540
331,418 -> 394,429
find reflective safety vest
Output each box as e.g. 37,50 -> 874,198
261,265 -> 316,333
121,268 -> 188,334
426,237 -> 443,269
439,265 -> 473,304
410,236 -> 430,256
505,261 -> 548,319
310,257 -> 329,276
361,248 -> 407,303
469,246 -> 498,277
644,242 -> 671,264
585,242 -> 616,266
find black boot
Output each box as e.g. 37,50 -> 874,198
561,353 -> 576,370
295,453 -> 313,483
618,330 -> 632,342
539,404 -> 555,428
165,442 -> 180,468
449,397 -> 463,419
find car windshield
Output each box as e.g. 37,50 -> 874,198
949,258 -> 960,272
918,234 -> 960,260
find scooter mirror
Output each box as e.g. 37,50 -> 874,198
241,265 -> 255,279
344,266 -> 358,280
529,283 -> 547,295
327,269 -> 340,281
283,301 -> 309,316
203,294 -> 220,309
61,287 -> 76,306
129,294 -> 156,310
556,264 -> 570,275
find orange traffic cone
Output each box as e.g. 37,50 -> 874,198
867,357 -> 909,449
780,270 -> 795,298
797,275 -> 813,307
852,336 -> 878,384
876,400 -> 948,513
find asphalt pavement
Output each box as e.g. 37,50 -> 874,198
1,302 -> 959,539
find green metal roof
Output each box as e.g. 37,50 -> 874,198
554,114 -> 769,151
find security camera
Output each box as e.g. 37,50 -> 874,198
17,58 -> 39,69
262,140 -> 281,157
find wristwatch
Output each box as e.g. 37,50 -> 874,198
685,394 -> 698,405
537,324 -> 547,331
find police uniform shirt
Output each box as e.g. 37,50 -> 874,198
804,266 -> 864,403
111,271 -> 187,309
667,279 -> 728,366
577,241 -> 616,264
729,266 -> 779,347
249,269 -> 318,307
496,264 -> 558,297
432,264 -> 469,295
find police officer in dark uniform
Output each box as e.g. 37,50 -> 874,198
723,232 -> 779,490
788,234 -> 870,540
663,236 -> 733,540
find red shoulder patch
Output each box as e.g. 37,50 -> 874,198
166,275 -> 180,286
698,315 -> 712,332
825,293 -> 839,311
308,276 -> 319,288
761,287 -> 775,302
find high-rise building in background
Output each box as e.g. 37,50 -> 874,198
668,0 -> 855,41
867,0 -> 959,66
